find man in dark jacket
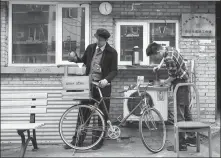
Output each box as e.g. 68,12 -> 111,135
64,28 -> 118,150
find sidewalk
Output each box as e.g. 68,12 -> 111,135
1,125 -> 220,157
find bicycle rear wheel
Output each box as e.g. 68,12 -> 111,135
139,108 -> 166,153
59,104 -> 105,150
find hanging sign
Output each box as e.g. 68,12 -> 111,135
181,14 -> 215,37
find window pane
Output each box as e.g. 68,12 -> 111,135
120,25 -> 143,62
149,23 -> 176,64
12,4 -> 56,64
62,7 -> 85,61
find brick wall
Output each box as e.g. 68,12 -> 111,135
90,1 -> 216,122
1,1 -> 8,67
0,1 -> 216,123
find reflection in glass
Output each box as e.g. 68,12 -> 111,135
62,8 -> 85,61
120,25 -> 143,62
12,4 -> 56,64
149,23 -> 176,65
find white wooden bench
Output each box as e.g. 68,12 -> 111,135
1,92 -> 48,158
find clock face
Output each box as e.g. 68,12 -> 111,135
99,2 -> 112,15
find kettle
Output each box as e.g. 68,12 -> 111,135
132,46 -> 140,65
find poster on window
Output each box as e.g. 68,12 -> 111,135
153,41 -> 170,48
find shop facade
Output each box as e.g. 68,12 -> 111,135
1,0 -> 218,144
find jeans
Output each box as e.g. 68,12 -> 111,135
172,78 -> 196,144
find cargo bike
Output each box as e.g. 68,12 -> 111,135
58,64 -> 167,154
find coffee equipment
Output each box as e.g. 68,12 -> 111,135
132,46 -> 140,65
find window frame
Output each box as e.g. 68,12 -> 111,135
115,20 -> 179,66
56,3 -> 90,65
8,1 -> 90,67
115,21 -> 148,66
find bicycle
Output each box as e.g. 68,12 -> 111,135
58,64 -> 167,154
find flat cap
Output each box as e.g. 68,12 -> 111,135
94,28 -> 110,40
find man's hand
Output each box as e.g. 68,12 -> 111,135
160,81 -> 171,87
160,77 -> 175,87
153,66 -> 160,73
68,51 -> 78,62
99,79 -> 108,88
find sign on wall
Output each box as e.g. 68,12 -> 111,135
182,14 -> 215,37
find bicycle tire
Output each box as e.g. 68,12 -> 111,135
139,108 -> 166,153
59,104 -> 105,150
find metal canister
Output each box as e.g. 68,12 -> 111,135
132,46 -> 140,65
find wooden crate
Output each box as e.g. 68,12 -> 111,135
61,76 -> 91,100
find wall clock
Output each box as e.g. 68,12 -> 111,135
99,2 -> 112,15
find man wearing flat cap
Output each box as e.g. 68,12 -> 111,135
65,28 -> 118,150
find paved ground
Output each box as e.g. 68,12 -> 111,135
1,125 -> 220,157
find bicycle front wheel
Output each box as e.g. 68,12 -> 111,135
59,104 -> 105,150
139,108 -> 166,153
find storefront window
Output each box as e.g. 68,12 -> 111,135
149,23 -> 176,64
116,21 -> 177,66
120,25 -> 143,62
12,4 -> 56,64
115,22 -> 147,65
62,7 -> 85,61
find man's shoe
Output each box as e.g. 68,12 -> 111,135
186,137 -> 197,147
91,142 -> 103,150
167,144 -> 187,151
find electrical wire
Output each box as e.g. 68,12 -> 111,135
63,26 -> 81,37
62,21 -> 82,27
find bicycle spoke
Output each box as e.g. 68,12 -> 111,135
59,104 -> 106,150
139,108 -> 166,153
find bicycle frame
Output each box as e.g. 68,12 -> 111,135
92,85 -> 151,127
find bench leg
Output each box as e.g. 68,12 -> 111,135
17,130 -> 31,158
208,128 -> 212,158
31,129 -> 38,150
196,132 -> 200,152
17,129 -> 39,157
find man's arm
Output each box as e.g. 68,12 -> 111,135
68,46 -> 89,65
164,57 -> 176,84
104,50 -> 118,82
158,58 -> 165,69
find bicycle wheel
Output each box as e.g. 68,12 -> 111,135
139,108 -> 166,153
59,104 -> 105,150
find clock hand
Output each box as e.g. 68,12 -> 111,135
105,4 -> 107,12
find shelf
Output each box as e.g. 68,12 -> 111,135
13,41 -> 47,44
13,23 -> 48,25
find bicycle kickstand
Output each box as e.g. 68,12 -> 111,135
72,148 -> 77,156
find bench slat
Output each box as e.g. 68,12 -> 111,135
1,100 -> 47,107
1,123 -> 45,130
1,87 -> 62,90
1,93 -> 47,99
2,108 -> 47,114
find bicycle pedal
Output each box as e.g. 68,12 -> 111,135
117,115 -> 122,122
117,138 -> 122,142
149,128 -> 157,130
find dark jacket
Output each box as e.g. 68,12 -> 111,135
74,43 -> 118,83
